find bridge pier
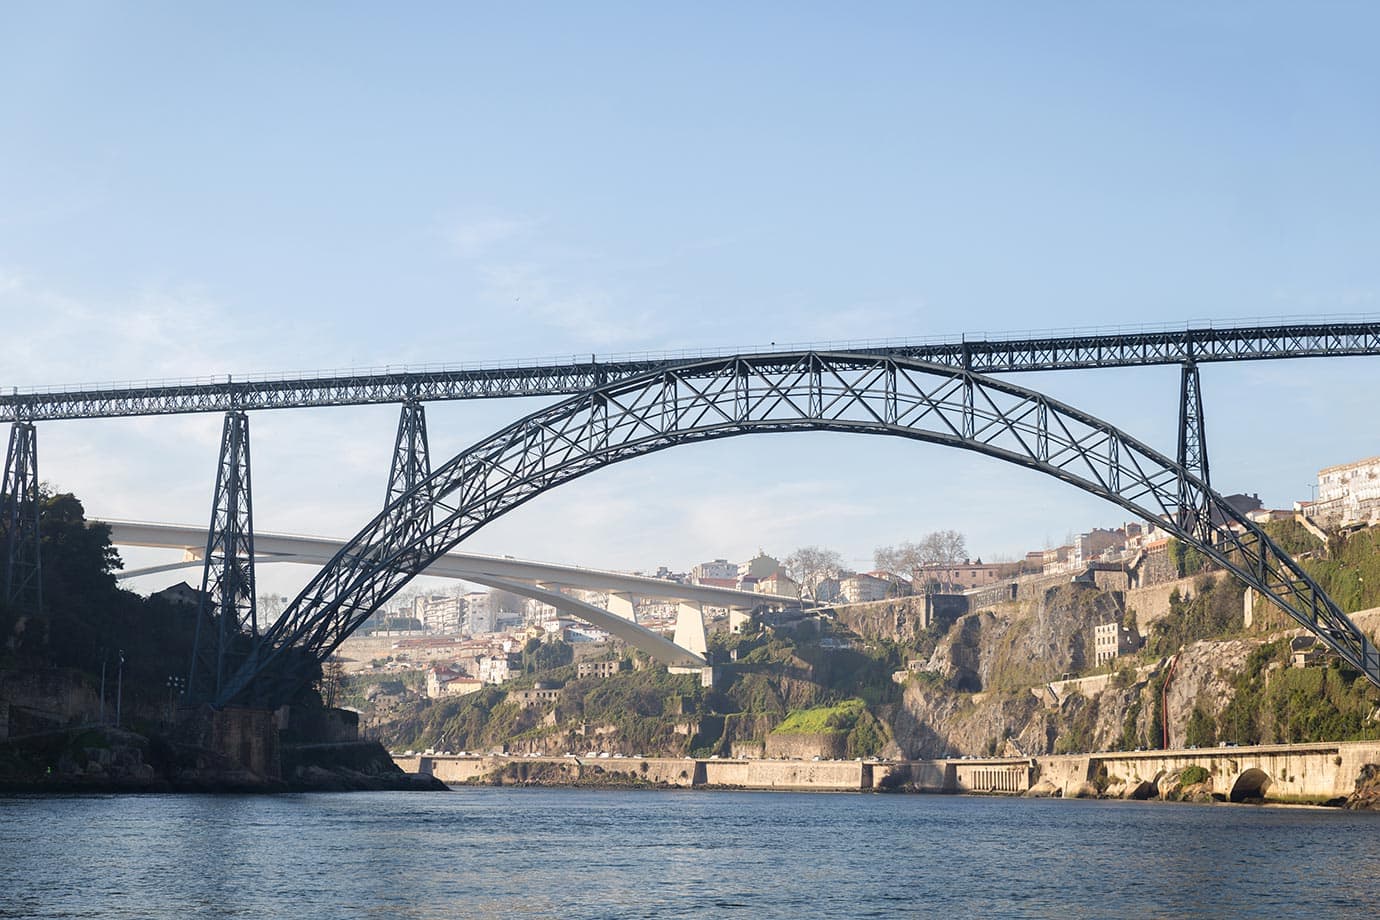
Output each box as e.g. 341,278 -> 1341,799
607,592 -> 637,623
1,420 -> 42,616
188,410 -> 258,703
673,601 -> 707,656
1176,360 -> 1212,537
383,399 -> 433,548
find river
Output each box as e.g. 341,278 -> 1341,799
2,789 -> 1378,918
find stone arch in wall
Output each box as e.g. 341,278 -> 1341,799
1229,767 -> 1272,803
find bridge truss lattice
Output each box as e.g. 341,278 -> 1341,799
216,352 -> 1380,706
5,320 -> 1380,421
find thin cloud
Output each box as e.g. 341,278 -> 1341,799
477,261 -> 667,349
445,215 -> 541,259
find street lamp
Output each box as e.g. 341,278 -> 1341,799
115,650 -> 126,729
166,675 -> 186,722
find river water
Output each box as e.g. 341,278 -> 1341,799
2,789 -> 1378,918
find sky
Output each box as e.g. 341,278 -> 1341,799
3,2 -> 1380,600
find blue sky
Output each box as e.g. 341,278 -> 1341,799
3,3 -> 1379,597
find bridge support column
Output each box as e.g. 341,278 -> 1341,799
0,421 -> 42,616
673,601 -> 707,657
189,410 -> 258,703
387,401 -> 431,505
1176,361 -> 1211,538
383,399 -> 433,550
607,592 -> 637,623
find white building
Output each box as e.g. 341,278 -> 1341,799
1073,529 -> 1126,565
838,572 -> 893,603
413,594 -> 464,634
1314,455 -> 1380,526
464,591 -> 496,634
756,571 -> 801,599
691,559 -> 739,583
478,654 -> 518,685
426,665 -> 484,699
1093,622 -> 1140,666
738,552 -> 781,580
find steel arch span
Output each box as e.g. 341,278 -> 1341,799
218,352 -> 1380,705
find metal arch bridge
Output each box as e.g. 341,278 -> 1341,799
2,319 -> 1380,421
101,520 -> 803,668
2,319 -> 1379,704
211,349 -> 1380,707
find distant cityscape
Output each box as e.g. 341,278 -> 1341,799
303,450 -> 1380,702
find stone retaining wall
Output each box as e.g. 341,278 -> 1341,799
405,739 -> 1380,802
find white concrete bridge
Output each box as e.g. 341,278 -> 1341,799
101,520 -> 802,669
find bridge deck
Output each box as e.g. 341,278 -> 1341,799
6,319 -> 1380,420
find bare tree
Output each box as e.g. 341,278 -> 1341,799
257,594 -> 288,626
921,529 -> 967,567
489,587 -> 526,614
873,541 -> 922,577
784,546 -> 845,598
318,655 -> 346,709
874,530 -> 969,591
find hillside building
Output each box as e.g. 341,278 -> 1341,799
577,659 -> 625,679
756,571 -> 800,599
1074,529 -> 1126,565
1093,621 -> 1140,666
738,552 -> 782,580
477,654 -> 518,685
919,561 -> 1002,592
426,666 -> 484,699
691,559 -> 738,583
838,572 -> 893,603
464,592 -> 496,634
1313,456 -> 1380,526
413,594 -> 464,634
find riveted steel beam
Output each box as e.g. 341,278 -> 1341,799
5,320 -> 1380,421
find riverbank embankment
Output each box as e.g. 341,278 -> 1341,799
398,739 -> 1380,808
1,717 -> 445,794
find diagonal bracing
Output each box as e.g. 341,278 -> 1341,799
214,352 -> 1380,707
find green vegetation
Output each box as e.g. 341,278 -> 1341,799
771,698 -> 868,735
1168,538 -> 1209,578
522,637 -> 573,673
1179,764 -> 1210,786
1146,668 -> 1169,751
1144,576 -> 1244,657
1259,519 -> 1325,558
769,698 -> 889,758
1117,698 -> 1143,751
1215,640 -> 1380,745
358,522 -> 1380,762
1184,704 -> 1217,748
0,491 -> 201,725
792,644 -> 902,707
1053,694 -> 1100,754
1294,527 -> 1380,613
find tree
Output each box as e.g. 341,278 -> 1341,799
318,655 -> 346,708
489,587 -> 526,616
523,637 -> 573,672
920,529 -> 967,567
258,594 -> 288,626
784,546 -> 845,598
1185,704 -> 1217,748
873,530 -> 969,590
